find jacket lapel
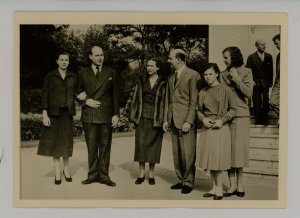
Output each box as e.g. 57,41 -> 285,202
222,70 -> 232,85
84,67 -> 98,89
254,52 -> 264,64
174,67 -> 187,91
93,66 -> 111,94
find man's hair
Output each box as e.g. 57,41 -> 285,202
89,45 -> 103,55
255,40 -> 265,47
171,47 -> 186,62
222,46 -> 244,68
273,34 -> 280,42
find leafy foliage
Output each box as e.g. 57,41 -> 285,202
20,24 -> 208,132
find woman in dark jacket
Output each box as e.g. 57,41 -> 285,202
37,52 -> 76,185
124,58 -> 166,185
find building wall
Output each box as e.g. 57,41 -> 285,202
209,25 -> 280,82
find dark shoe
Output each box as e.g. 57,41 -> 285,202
149,177 -> 155,185
203,193 -> 215,198
236,191 -> 245,197
63,171 -> 72,182
99,178 -> 116,187
135,177 -> 145,184
224,190 -> 238,197
54,177 -> 61,185
181,185 -> 193,194
170,183 -> 183,190
81,178 -> 99,185
214,195 -> 223,200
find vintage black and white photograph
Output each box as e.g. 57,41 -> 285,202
15,12 -> 287,207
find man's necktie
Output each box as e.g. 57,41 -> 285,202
96,66 -> 100,79
174,71 -> 178,87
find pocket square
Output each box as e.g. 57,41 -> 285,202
108,77 -> 112,80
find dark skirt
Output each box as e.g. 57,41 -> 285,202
134,118 -> 163,163
37,108 -> 73,158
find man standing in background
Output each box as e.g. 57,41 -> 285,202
246,40 -> 273,125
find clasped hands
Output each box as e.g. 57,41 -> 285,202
202,118 -> 223,129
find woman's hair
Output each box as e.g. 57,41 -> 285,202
147,57 -> 161,69
56,51 -> 70,60
222,46 -> 244,68
202,63 -> 220,75
272,34 -> 280,42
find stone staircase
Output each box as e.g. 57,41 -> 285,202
244,124 -> 279,178
244,113 -> 279,178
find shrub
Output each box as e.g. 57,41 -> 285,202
20,113 -> 43,140
20,107 -> 135,141
20,88 -> 42,113
113,108 -> 135,133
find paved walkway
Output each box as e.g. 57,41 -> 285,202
20,133 -> 278,200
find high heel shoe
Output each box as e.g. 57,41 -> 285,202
63,171 -> 72,182
149,177 -> 155,185
54,177 -> 61,185
224,190 -> 237,197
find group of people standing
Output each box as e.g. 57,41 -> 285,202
36,33 -> 280,200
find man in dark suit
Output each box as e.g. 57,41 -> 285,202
246,40 -> 273,125
163,48 -> 200,194
77,45 -> 119,186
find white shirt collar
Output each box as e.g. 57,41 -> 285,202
257,51 -> 265,56
92,64 -> 102,74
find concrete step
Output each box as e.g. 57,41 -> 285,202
249,150 -> 279,162
249,159 -> 278,169
244,167 -> 278,176
250,125 -> 279,135
250,143 -> 278,150
250,115 -> 279,125
250,134 -> 279,146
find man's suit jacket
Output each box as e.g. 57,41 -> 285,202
77,66 -> 119,124
164,66 -> 200,129
246,52 -> 273,88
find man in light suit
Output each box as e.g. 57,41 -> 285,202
246,40 -> 273,125
77,45 -> 119,186
163,48 -> 200,194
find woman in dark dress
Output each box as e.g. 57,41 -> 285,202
197,63 -> 237,200
124,58 -> 166,185
37,52 -> 76,185
219,47 -> 254,197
